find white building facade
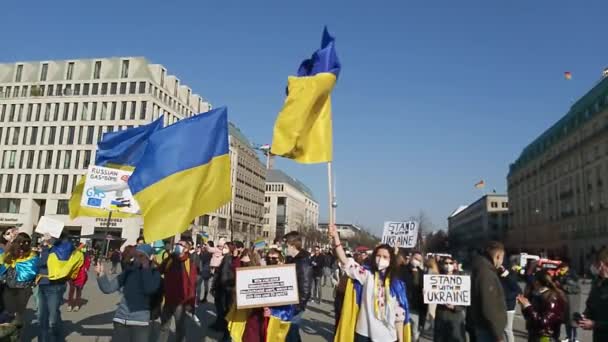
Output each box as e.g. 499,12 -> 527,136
263,169 -> 318,242
0,57 -> 264,246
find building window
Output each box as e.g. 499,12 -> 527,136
23,174 -> 31,193
60,175 -> 69,193
55,150 -> 62,169
62,103 -> 69,120
110,102 -> 117,120
502,202 -> 509,208
86,126 -> 94,144
33,175 -> 39,193
78,126 -> 83,144
129,82 -> 136,94
71,102 -> 78,120
19,150 -> 25,168
92,83 -> 99,95
44,103 -> 51,121
0,199 -> 20,213
119,82 -> 127,95
101,102 -> 108,120
55,84 -> 62,96
57,200 -> 70,214
48,127 -> 56,144
120,102 -> 127,119
83,83 -> 89,96
26,150 -> 34,169
101,82 -> 108,95
8,151 -> 16,168
130,101 -> 136,119
4,174 -> 13,192
53,103 -> 59,121
83,150 -> 91,168
140,101 -> 147,120
160,68 -> 166,87
110,82 -> 117,95
67,126 -> 75,144
91,102 -> 97,120
11,128 -> 19,145
74,151 -> 80,169
40,63 -> 48,81
138,82 -> 146,94
47,85 -> 54,96
45,150 -> 53,168
93,61 -> 102,79
21,86 -> 28,97
52,175 -> 58,194
81,102 -> 88,120
64,150 -> 72,169
15,64 -> 23,82
66,62 -> 74,80
74,84 -> 80,96
121,60 -> 129,78
41,174 -> 49,193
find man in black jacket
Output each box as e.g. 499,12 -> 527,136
471,241 -> 507,342
283,231 -> 313,342
400,251 -> 427,342
310,246 -> 325,304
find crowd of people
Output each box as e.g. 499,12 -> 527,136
0,224 -> 606,342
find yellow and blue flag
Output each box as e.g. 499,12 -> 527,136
128,107 -> 232,242
271,27 -> 341,164
253,238 -> 266,250
69,117 -> 163,220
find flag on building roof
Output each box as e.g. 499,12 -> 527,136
564,71 -> 572,80
474,180 -> 485,189
128,107 -> 232,242
270,27 -> 341,164
69,118 -> 163,220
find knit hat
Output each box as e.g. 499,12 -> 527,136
136,244 -> 154,258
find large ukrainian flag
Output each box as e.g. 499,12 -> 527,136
128,107 -> 231,242
68,117 -> 163,220
270,27 -> 341,164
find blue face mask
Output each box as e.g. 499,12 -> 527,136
173,245 -> 184,255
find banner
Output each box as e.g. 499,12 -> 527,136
35,216 -> 65,238
381,221 -> 418,248
423,274 -> 471,306
235,264 -> 299,309
81,165 -> 139,214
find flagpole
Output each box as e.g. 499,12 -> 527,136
327,162 -> 336,229
104,211 -> 113,258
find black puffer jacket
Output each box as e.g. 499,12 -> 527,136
287,250 -> 313,312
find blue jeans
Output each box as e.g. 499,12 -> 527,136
38,283 -> 67,342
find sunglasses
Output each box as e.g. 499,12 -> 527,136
268,257 -> 279,261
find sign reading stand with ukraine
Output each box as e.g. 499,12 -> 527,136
81,165 -> 140,214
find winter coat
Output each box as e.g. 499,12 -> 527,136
522,288 -> 566,341
159,254 -> 198,307
499,269 -> 522,311
470,255 -> 507,340
286,250 -> 313,312
584,278 -> 608,342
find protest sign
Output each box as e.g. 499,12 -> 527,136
81,165 -> 139,214
381,221 -> 418,248
35,216 -> 65,238
423,274 -> 471,306
235,264 -> 299,309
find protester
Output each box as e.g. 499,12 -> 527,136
199,242 -> 213,303
157,238 -> 198,342
311,245 -> 325,304
210,238 -> 226,272
136,237 -> 145,246
425,257 -> 440,332
330,225 -> 409,342
579,248 -> 608,341
323,250 -> 335,287
554,258 -> 581,342
67,249 -> 92,312
434,257 -> 466,342
211,241 -> 237,333
96,244 -> 161,342
399,251 -> 426,342
1,232 -> 38,332
110,248 -> 121,274
499,258 -> 522,342
517,269 -> 566,342
471,241 -> 507,342
37,233 -> 84,342
283,231 -> 313,342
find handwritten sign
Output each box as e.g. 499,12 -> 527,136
381,221 -> 418,248
235,264 -> 299,309
35,216 -> 65,238
423,274 -> 471,306
81,165 -> 139,214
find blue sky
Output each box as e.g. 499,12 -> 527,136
3,1 -> 608,235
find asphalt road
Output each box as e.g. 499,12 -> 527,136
18,268 -> 595,341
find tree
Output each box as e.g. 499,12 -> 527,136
409,210 -> 434,252
424,230 -> 449,253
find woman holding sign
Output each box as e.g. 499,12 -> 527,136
433,257 -> 466,342
329,224 -> 410,342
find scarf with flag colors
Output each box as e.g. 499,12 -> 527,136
68,116 -> 163,220
270,27 -> 341,164
227,304 -> 295,342
128,107 -> 231,242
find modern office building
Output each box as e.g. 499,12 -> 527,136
507,72 -> 608,267
448,194 -> 509,250
262,169 -> 319,241
0,57 -> 264,246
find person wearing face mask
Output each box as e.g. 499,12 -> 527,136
330,225 -> 410,342
398,251 -> 427,342
517,270 -> 566,342
282,231 -> 313,342
157,238 -> 198,342
471,241 -> 508,342
96,244 -> 161,342
210,241 -> 237,333
579,248 -> 608,342
434,257 -> 466,342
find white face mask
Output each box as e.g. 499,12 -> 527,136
376,257 -> 390,271
590,264 -> 599,276
286,245 -> 299,257
222,248 -> 230,255
445,264 -> 454,273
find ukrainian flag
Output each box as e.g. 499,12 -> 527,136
270,27 -> 341,164
45,241 -> 84,281
128,107 -> 232,242
69,117 -> 163,220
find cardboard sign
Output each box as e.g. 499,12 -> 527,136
381,221 -> 418,248
81,165 -> 139,214
35,216 -> 65,238
235,264 -> 299,309
423,274 -> 471,306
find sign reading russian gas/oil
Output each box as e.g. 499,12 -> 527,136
423,274 -> 471,306
381,221 -> 418,248
235,264 -> 299,309
81,165 -> 140,214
